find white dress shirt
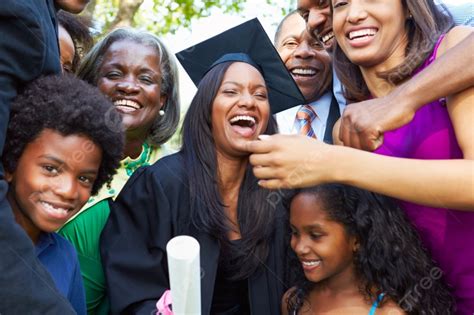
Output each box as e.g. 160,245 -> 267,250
275,92 -> 338,140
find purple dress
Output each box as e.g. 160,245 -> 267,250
374,35 -> 474,314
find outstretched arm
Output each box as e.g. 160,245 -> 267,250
246,134 -> 473,210
247,28 -> 474,211
338,32 -> 474,151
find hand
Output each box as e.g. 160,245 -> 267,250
338,93 -> 415,151
245,134 -> 335,189
156,290 -> 173,315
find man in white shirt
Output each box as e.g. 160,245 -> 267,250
274,11 -> 343,143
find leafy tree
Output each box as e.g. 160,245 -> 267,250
83,0 -> 255,35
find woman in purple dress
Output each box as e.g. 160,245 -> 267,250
244,0 -> 473,313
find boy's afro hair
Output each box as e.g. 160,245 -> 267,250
3,74 -> 124,195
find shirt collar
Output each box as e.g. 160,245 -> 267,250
35,233 -> 55,257
305,91 -> 333,124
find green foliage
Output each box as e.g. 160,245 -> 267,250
91,0 -> 248,35
92,0 -> 118,31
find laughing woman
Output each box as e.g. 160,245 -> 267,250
331,1 -> 473,312
100,20 -> 304,315
58,28 -> 180,315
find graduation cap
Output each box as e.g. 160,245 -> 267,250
176,18 -> 305,113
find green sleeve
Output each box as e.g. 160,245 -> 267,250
59,200 -> 111,315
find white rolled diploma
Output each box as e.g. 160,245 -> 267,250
166,235 -> 201,315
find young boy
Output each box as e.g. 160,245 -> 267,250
2,75 -> 123,314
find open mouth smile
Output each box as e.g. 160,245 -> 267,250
229,114 -> 258,138
300,259 -> 322,271
40,200 -> 75,220
319,31 -> 334,46
346,28 -> 378,42
114,99 -> 142,113
290,68 -> 317,77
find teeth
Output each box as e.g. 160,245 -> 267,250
291,68 -> 316,76
349,28 -> 377,40
321,31 -> 334,44
114,99 -> 140,109
41,201 -> 69,214
302,260 -> 321,267
229,115 -> 256,125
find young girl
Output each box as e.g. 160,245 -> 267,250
284,184 -> 454,314
2,75 -> 123,314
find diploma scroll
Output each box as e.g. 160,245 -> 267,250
166,235 -> 201,315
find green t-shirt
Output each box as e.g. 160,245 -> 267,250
59,200 -> 110,315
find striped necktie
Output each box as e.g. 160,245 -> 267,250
296,105 -> 317,138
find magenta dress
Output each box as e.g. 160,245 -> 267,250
374,35 -> 474,314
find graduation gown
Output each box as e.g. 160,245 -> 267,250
101,153 -> 289,315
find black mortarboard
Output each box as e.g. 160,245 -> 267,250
176,18 -> 305,113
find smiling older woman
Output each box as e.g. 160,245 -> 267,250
58,28 -> 180,315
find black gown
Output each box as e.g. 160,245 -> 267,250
100,153 -> 289,315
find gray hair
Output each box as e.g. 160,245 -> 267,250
77,28 -> 180,146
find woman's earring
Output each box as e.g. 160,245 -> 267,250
159,110 -> 165,116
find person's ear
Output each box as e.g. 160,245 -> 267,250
5,170 -> 13,183
160,94 -> 167,110
405,6 -> 412,20
158,94 -> 168,117
351,237 -> 360,253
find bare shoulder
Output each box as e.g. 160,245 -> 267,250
377,298 -> 407,315
437,26 -> 473,57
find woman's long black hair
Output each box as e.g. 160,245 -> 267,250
286,184 -> 455,314
180,61 -> 279,280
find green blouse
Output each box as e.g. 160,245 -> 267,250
59,200 -> 110,315
59,142 -> 168,315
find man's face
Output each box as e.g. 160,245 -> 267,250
276,13 -> 332,102
297,0 -> 335,49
